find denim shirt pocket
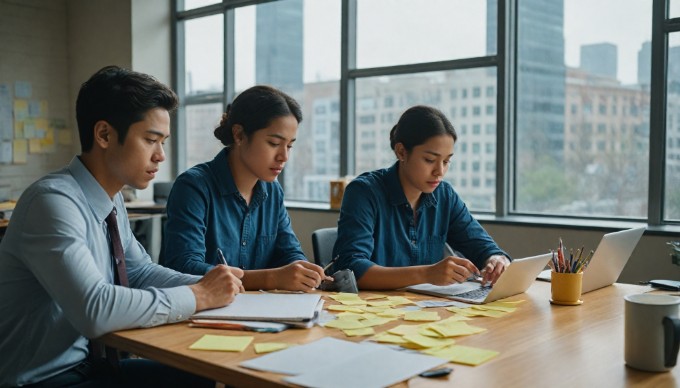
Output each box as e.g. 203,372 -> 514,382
254,234 -> 276,268
427,234 -> 447,263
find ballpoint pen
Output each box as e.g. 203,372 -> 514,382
217,248 -> 228,266
322,255 -> 339,274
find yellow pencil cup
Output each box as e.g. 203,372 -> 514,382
550,271 -> 583,306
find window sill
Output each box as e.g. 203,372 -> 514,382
284,201 -> 680,237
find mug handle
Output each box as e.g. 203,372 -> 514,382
662,316 -> 680,367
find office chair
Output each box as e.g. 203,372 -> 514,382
311,227 -> 338,268
153,181 -> 174,205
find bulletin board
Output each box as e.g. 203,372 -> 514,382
0,81 -> 72,165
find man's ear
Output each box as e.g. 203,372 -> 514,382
93,120 -> 112,149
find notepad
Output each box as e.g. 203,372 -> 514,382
240,337 -> 446,388
191,293 -> 323,328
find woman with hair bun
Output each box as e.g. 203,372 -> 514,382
333,105 -> 510,290
163,85 -> 330,292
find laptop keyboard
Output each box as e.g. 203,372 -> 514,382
456,286 -> 492,300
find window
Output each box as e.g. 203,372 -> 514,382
666,34 -> 680,221
515,0 -> 650,218
356,0 -> 489,68
174,0 -> 677,227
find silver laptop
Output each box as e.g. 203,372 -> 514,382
406,253 -> 552,304
536,226 -> 645,293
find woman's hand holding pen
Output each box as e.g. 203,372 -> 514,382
481,255 -> 510,286
272,261 -> 333,292
428,256 -> 481,286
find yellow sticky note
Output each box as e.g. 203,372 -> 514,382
429,321 -> 487,337
367,300 -> 394,307
481,302 -> 518,312
342,327 -> 375,337
359,317 -> 396,327
326,305 -> 364,313
57,129 -> 73,145
423,345 -> 499,366
404,310 -> 441,322
254,342 -> 290,354
418,327 -> 445,338
189,334 -> 253,352
388,324 -> 425,336
28,138 -> 42,154
403,333 -> 455,348
371,332 -> 408,344
386,296 -> 415,305
13,139 -> 27,164
362,293 -> 388,300
376,308 -> 405,317
324,318 -> 367,330
330,293 -> 364,302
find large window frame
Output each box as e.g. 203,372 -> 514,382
172,0 -> 678,231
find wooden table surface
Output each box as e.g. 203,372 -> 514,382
99,282 -> 680,387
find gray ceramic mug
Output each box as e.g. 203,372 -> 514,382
624,293 -> 680,372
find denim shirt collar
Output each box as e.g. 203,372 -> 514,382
212,148 -> 268,207
384,162 -> 438,209
69,156 -> 117,224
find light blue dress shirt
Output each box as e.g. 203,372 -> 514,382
333,162 -> 509,279
162,147 -> 306,275
0,157 -> 200,386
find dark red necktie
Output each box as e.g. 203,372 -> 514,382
106,208 -> 129,287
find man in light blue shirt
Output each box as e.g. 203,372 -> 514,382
0,66 -> 244,386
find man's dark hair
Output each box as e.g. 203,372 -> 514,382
76,65 -> 179,152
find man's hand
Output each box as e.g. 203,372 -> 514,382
481,255 -> 511,286
271,261 -> 333,292
189,264 -> 244,311
427,256 -> 481,286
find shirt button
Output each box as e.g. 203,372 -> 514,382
242,241 -> 246,246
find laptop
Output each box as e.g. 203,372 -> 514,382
405,253 -> 552,304
536,226 -> 645,293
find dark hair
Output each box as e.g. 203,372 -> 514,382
76,65 -> 179,152
389,105 -> 457,152
214,85 -> 302,146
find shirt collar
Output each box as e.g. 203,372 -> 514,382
384,161 -> 438,209
212,147 -> 268,206
68,156 -> 117,223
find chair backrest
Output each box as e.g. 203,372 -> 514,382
153,181 -> 174,205
311,227 -> 338,268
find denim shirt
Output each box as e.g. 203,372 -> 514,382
333,162 -> 509,280
163,148 -> 306,275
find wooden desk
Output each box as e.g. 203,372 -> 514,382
99,282 -> 679,387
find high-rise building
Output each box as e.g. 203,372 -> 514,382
638,41 -> 651,86
255,0 -> 303,92
581,43 -> 618,79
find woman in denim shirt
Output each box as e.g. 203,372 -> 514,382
163,86 -> 329,292
333,105 -> 510,290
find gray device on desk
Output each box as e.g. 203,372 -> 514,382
320,269 -> 359,293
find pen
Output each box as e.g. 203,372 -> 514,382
217,248 -> 228,266
322,255 -> 339,273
